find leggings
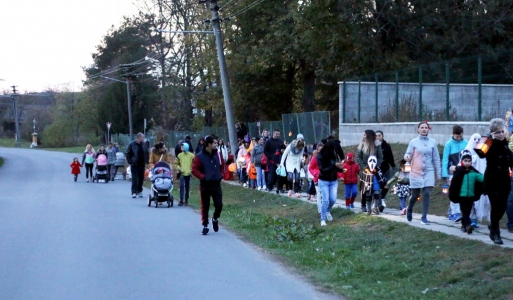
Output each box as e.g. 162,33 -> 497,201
408,187 -> 433,219
85,163 -> 94,178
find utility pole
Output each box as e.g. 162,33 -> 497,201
11,85 -> 20,147
204,0 -> 238,155
120,64 -> 134,140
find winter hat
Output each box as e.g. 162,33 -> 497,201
183,143 -> 189,152
460,149 -> 472,162
346,152 -> 354,161
297,133 -> 304,140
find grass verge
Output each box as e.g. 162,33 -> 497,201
169,178 -> 513,300
0,157 -> 4,168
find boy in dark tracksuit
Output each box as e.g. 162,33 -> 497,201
192,135 -> 224,235
449,150 -> 484,234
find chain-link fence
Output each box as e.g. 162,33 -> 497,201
339,56 -> 513,123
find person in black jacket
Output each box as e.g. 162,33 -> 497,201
317,140 -> 343,226
125,133 -> 149,198
264,129 -> 284,191
191,135 -> 224,235
376,130 -> 396,208
483,118 -> 513,244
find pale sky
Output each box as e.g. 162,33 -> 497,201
0,0 -> 140,93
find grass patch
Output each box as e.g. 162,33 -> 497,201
173,178 -> 513,300
0,157 -> 3,168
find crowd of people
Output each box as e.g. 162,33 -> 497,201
71,118 -> 513,242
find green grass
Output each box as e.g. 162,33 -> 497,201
0,138 -> 31,148
169,179 -> 513,300
0,157 -> 3,168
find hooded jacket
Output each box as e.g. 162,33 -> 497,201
442,137 -> 468,178
176,143 -> 195,176
341,153 -> 360,184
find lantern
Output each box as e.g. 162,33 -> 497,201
442,183 -> 449,194
228,163 -> 237,173
474,136 -> 492,158
403,162 -> 411,173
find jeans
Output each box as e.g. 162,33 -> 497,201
267,163 -> 278,190
256,165 -> 266,188
319,179 -> 338,221
408,187 -> 433,219
131,164 -> 145,194
180,175 -> 191,201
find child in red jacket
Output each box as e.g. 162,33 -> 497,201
70,157 -> 82,182
340,152 -> 360,209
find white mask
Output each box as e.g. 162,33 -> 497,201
367,155 -> 377,172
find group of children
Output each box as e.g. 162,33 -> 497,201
70,143 -> 124,182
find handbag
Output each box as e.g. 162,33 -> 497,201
300,168 -> 306,178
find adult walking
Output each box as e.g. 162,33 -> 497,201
148,142 -> 172,169
442,125 -> 468,222
317,140 -> 343,226
376,130 -> 395,208
125,133 -> 149,198
483,118 -> 513,244
81,144 -> 96,183
195,137 -> 205,155
191,135 -> 224,235
106,143 -> 117,181
251,137 -> 266,190
280,134 -> 306,198
355,129 -> 383,213
404,121 -> 442,225
264,129 -> 284,191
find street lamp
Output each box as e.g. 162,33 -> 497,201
100,76 -> 133,140
106,122 -> 112,144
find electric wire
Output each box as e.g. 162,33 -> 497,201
227,0 -> 266,19
219,0 -> 243,13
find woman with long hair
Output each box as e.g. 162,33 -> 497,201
355,129 -> 383,214
280,134 -> 306,198
81,144 -> 96,182
404,121 -> 442,225
317,140 -> 343,226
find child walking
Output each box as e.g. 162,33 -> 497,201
385,159 -> 411,215
70,157 -> 82,182
340,152 -> 360,209
449,150 -> 484,234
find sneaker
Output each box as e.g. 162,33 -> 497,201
184,201 -> 189,206
178,200 -> 184,206
454,213 -> 462,222
470,219 -> 478,228
320,220 -> 327,226
132,193 -> 136,198
420,218 -> 430,225
508,226 -> 513,233
448,214 -> 455,221
350,203 -> 354,209
460,225 -> 467,233
367,208 -> 372,215
138,193 -> 143,198
86,179 -> 89,182
346,205 -> 351,209
243,183 -> 248,188
327,212 -> 333,221
202,226 -> 209,235
406,210 -> 412,222
212,218 -> 219,232
372,207 -> 380,215
288,190 -> 293,197
378,205 -> 385,212
257,187 -> 261,191
401,208 -> 407,215
467,224 -> 475,234
276,190 -> 280,194
362,207 -> 367,213
295,193 -> 301,198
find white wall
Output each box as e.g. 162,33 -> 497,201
338,121 -> 491,146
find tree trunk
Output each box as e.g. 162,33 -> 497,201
301,60 -> 316,112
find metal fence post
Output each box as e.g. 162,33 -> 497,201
375,75 -> 378,123
419,67 -> 423,120
446,63 -> 450,121
395,72 -> 399,121
478,57 -> 482,121
342,81 -> 346,123
358,79 -> 361,123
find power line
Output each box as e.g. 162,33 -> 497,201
219,0 -> 243,13
227,0 -> 266,19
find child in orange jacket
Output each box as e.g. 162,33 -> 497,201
340,152 -> 360,209
70,157 -> 82,182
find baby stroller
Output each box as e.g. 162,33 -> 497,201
93,154 -> 109,183
114,152 -> 127,180
147,161 -> 174,208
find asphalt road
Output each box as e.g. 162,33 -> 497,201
0,148 -> 339,300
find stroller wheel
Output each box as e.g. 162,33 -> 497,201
169,195 -> 174,207
147,195 -> 151,207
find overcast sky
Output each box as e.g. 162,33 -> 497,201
0,0 -> 139,94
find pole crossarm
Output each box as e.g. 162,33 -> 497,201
100,76 -> 125,84
151,28 -> 214,34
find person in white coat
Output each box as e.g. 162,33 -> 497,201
280,134 -> 306,198
404,121 -> 442,225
